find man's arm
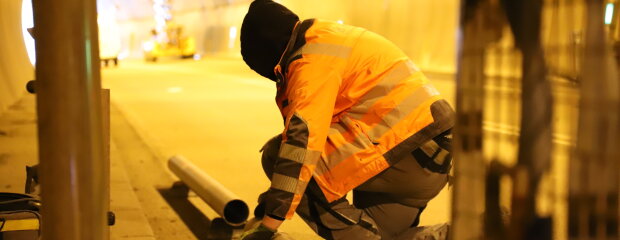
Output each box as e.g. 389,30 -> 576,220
261,215 -> 283,230
261,61 -> 341,224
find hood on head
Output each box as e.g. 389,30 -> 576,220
240,0 -> 299,81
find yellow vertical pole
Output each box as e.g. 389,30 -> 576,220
102,89 -> 110,240
32,0 -> 105,238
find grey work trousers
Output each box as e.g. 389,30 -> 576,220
260,134 -> 450,240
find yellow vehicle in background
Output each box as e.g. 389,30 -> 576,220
143,22 -> 196,62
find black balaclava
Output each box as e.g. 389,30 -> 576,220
240,0 -> 299,81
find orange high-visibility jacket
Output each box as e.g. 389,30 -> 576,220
264,19 -> 455,220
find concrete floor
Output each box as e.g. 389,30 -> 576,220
0,96 -> 38,194
101,57 -> 455,239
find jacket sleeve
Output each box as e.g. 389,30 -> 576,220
263,60 -> 341,220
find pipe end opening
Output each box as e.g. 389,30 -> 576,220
223,199 -> 249,225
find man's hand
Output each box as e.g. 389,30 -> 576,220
261,216 -> 283,231
240,223 -> 275,240
243,199 -> 285,239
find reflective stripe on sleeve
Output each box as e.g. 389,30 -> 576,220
271,173 -> 299,193
279,143 -> 307,164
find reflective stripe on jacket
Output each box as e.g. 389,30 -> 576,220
265,19 -> 455,220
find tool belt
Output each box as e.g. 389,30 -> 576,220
412,130 -> 453,174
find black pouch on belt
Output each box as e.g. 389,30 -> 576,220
411,130 -> 452,174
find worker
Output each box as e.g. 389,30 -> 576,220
239,0 -> 455,239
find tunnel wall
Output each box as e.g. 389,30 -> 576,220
1,0 -> 588,116
110,0 -> 460,73
110,0 -> 587,76
0,0 -> 34,115
278,0 -> 460,73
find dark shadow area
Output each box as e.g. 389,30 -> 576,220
158,181 -> 245,240
208,217 -> 244,240
157,182 -> 212,240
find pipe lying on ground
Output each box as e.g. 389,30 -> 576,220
168,155 -> 249,226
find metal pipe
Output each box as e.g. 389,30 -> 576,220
168,155 -> 249,226
33,0 -> 105,238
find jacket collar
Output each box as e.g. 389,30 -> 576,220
274,19 -> 315,85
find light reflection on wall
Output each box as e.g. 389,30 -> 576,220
605,3 -> 615,25
228,26 -> 237,49
21,0 -> 35,65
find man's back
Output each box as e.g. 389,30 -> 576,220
276,19 -> 452,202
240,2 -> 453,238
